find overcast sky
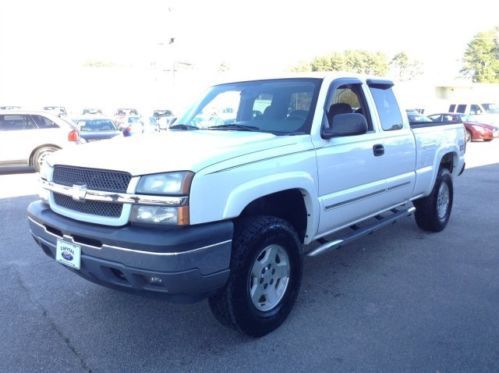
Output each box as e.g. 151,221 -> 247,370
0,0 -> 497,107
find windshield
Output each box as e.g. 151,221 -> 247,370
177,78 -> 322,135
482,103 -> 499,114
77,119 -> 117,132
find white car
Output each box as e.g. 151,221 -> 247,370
28,73 -> 465,336
0,110 -> 82,171
448,102 -> 499,126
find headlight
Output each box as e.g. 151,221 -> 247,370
133,171 -> 193,225
130,205 -> 189,225
136,172 -> 193,195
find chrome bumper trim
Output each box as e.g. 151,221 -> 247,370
41,179 -> 188,206
28,216 -> 231,257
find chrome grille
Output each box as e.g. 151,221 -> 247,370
53,193 -> 123,217
52,165 -> 131,193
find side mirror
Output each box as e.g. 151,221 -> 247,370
322,113 -> 368,139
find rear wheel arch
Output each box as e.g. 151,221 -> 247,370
439,152 -> 457,173
414,167 -> 453,232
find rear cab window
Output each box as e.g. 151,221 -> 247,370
368,81 -> 403,131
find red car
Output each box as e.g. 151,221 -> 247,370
428,113 -> 499,142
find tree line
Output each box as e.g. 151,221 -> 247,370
292,26 -> 498,83
292,50 -> 423,81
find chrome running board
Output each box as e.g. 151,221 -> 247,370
307,206 -> 416,257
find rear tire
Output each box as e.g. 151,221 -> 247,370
32,146 -> 58,172
413,168 -> 453,232
465,130 -> 472,142
209,216 -> 303,337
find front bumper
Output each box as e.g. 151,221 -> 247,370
28,201 -> 233,302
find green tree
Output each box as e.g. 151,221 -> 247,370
292,50 -> 389,76
390,52 -> 423,81
461,27 -> 499,83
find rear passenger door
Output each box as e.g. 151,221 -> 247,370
367,80 -> 416,208
315,78 -> 395,235
315,79 -> 417,237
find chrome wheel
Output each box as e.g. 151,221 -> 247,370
249,244 -> 290,312
37,151 -> 50,170
437,182 -> 450,220
34,148 -> 56,172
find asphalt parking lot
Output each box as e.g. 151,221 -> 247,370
1,142 -> 499,372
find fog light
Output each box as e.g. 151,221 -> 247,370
148,276 -> 164,285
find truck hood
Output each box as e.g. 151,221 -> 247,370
49,130 -> 303,176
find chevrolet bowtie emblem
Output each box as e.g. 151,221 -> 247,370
71,184 -> 87,202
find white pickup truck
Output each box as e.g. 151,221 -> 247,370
28,73 -> 466,337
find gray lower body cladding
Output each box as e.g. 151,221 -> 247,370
27,201 -> 233,302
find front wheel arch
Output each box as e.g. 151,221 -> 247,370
209,215 -> 303,337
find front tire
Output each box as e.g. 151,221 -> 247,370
209,216 -> 303,337
413,168 -> 453,232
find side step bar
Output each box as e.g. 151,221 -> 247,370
307,206 -> 416,257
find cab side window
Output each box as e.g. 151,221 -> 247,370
326,84 -> 373,131
0,115 -> 37,131
369,87 -> 403,131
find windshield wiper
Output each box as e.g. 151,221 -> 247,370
169,123 -> 199,130
207,123 -> 260,131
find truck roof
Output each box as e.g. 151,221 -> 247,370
212,72 -> 390,86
